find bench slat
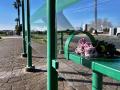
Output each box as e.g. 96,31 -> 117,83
92,61 -> 120,81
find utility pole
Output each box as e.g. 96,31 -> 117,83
94,0 -> 98,34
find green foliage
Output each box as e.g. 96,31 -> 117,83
89,27 -> 94,33
15,24 -> 22,35
95,39 -> 116,57
31,31 -> 47,35
0,32 -> 7,36
103,28 -> 109,33
31,34 -> 47,44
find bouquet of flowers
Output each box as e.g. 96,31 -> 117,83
75,38 -> 98,58
75,38 -> 118,58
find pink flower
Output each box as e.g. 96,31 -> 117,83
75,38 -> 97,57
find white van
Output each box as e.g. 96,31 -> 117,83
109,27 -> 120,38
116,27 -> 120,38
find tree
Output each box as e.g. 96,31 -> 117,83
89,18 -> 113,31
102,18 -> 113,28
15,18 -> 19,26
13,0 -> 22,35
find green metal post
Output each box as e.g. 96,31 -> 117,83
59,32 -> 64,54
25,0 -> 35,71
47,0 -> 58,90
92,71 -> 103,90
21,0 -> 27,57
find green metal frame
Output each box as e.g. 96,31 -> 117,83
18,0 -> 120,90
92,70 -> 103,90
92,60 -> 120,90
20,0 -> 120,90
21,0 -> 27,57
25,0 -> 34,71
47,0 -> 58,90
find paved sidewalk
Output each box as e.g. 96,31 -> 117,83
1,36 -> 22,39
0,37 -> 119,90
0,38 -> 72,90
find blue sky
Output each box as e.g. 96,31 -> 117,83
0,0 -> 120,30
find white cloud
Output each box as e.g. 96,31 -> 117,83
0,24 -> 15,30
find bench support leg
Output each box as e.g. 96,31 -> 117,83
92,71 -> 103,90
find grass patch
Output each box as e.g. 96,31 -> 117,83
0,34 -> 7,36
31,34 -> 47,44
32,38 -> 47,44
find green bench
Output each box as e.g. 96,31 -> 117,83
64,31 -> 120,90
92,60 -> 120,90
